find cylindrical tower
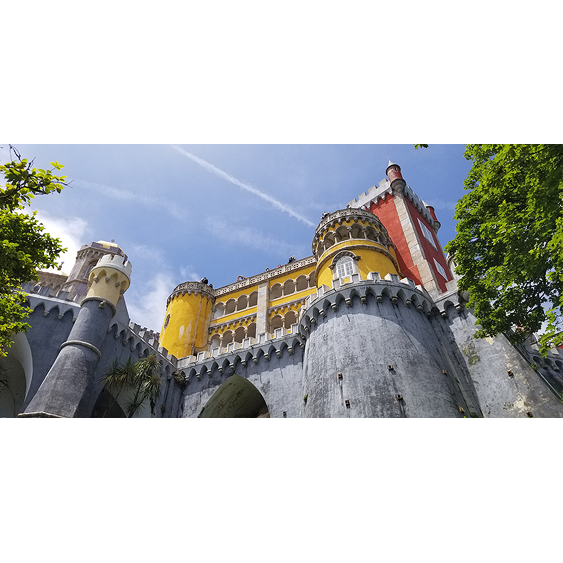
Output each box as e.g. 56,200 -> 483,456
20,254 -> 132,418
385,160 -> 406,191
159,282 -> 215,359
312,208 -> 401,289
300,210 -> 481,418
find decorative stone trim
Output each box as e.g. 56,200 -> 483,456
81,295 -> 117,316
209,313 -> 257,334
268,297 -> 307,316
214,256 -> 317,297
17,411 -> 64,418
312,209 -> 389,252
328,250 -> 361,270
60,339 -> 102,359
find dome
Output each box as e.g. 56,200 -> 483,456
95,240 -> 121,250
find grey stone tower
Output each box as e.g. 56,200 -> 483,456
20,254 -> 132,418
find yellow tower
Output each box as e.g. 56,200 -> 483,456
159,282 -> 215,359
312,208 -> 400,288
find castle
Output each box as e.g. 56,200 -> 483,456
4,162 -> 563,418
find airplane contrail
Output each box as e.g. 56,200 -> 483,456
170,145 -> 316,228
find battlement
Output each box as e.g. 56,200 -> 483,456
347,178 -> 392,207
93,253 -> 132,279
167,281 -> 215,307
128,321 -> 161,347
347,179 -> 436,227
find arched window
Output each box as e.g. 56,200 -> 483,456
336,256 -> 354,278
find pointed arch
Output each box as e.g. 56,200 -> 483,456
198,375 -> 269,418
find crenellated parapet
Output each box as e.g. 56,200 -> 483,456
299,273 -> 438,339
175,330 -> 304,383
166,281 -> 215,307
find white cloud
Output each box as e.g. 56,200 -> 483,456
170,145 -> 316,227
126,272 -> 174,332
33,210 -> 90,275
180,266 -> 200,281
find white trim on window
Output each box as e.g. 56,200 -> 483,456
418,218 -> 437,249
433,258 -> 448,280
336,256 -> 354,278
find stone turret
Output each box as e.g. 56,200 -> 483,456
62,240 -> 126,301
20,254 -> 132,418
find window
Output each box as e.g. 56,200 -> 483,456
336,256 -> 354,278
433,258 -> 448,280
418,219 -> 437,249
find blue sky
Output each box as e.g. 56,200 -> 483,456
2,144 -> 472,331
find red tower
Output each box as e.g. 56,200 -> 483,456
349,161 -> 453,296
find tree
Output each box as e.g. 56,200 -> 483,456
101,354 -> 163,417
0,146 -> 68,356
445,144 -> 563,355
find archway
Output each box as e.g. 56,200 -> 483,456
198,375 -> 269,418
0,332 -> 33,417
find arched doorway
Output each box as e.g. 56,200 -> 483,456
0,332 -> 33,417
198,375 -> 269,418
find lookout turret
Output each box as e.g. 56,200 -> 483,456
312,208 -> 400,289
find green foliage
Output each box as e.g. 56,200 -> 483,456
446,144 -> 563,355
0,147 -> 68,356
174,371 -> 187,386
101,354 -> 163,418
0,147 -> 66,211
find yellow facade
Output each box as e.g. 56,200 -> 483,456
268,266 -> 315,290
316,240 -> 399,288
159,291 -> 214,359
158,209 -> 400,360
268,287 -> 316,307
211,306 -> 258,326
